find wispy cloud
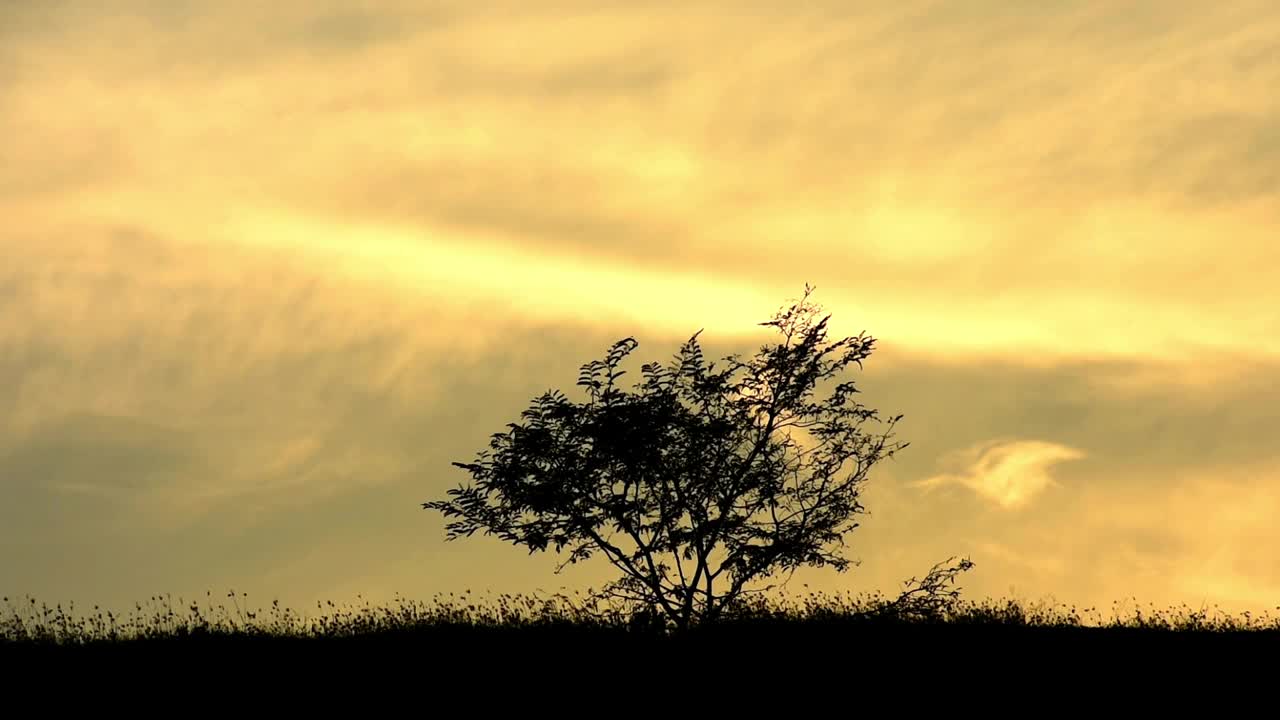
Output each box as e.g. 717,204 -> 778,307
6,0 -> 1278,361
911,438 -> 1086,510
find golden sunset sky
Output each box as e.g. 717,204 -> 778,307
3,0 -> 1278,622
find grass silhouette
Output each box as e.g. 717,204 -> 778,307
5,588 -> 1277,649
6,590 -> 1277,693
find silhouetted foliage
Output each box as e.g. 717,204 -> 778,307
423,284 -> 969,630
7,589 -> 1278,649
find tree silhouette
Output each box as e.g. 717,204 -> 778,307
424,284 -> 967,631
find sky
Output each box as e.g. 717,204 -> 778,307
3,0 -> 1278,624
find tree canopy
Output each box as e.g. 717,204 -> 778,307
424,284 -> 968,630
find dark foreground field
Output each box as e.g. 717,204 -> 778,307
4,590 -> 1277,683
